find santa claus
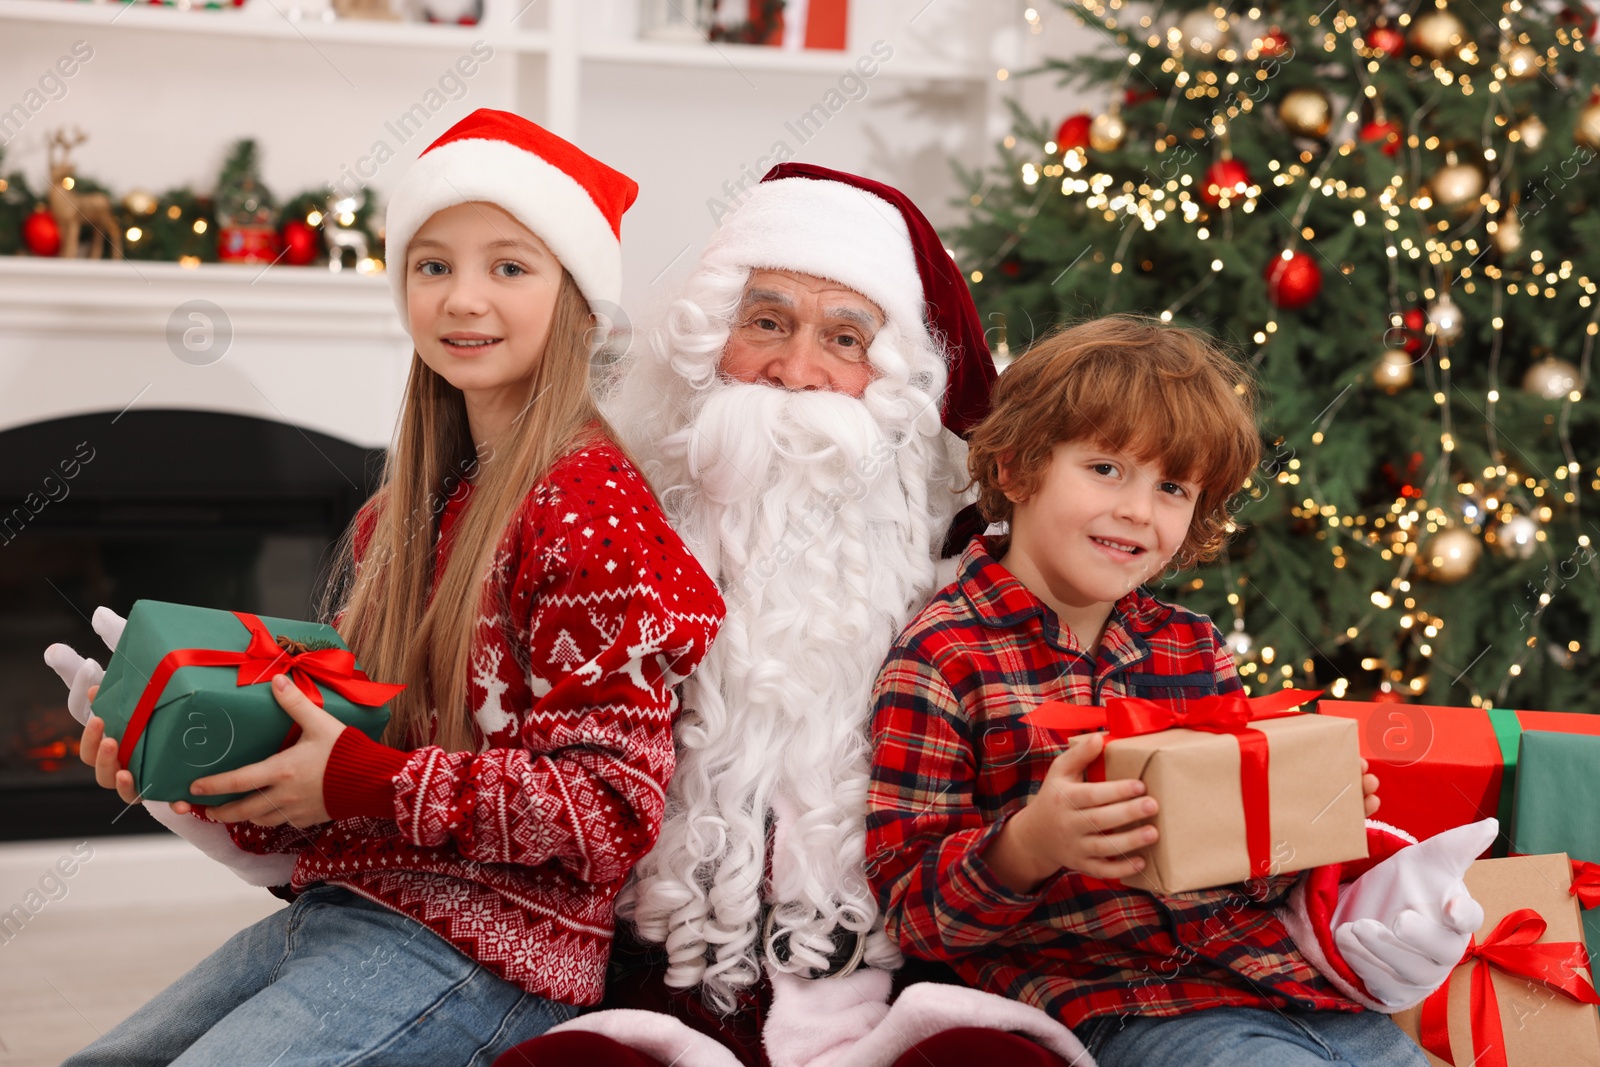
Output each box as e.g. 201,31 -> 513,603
503,165 -> 1096,1067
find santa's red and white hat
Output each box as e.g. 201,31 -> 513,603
383,109 -> 638,327
701,163 -> 996,438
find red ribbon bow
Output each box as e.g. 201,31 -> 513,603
117,611 -> 406,769
1023,688 -> 1322,880
1418,907 -> 1600,1067
1571,860 -> 1600,910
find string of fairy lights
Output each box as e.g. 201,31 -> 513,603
970,0 -> 1598,706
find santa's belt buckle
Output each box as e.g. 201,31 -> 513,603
761,905 -> 867,980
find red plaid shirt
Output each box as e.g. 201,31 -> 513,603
866,536 -> 1358,1029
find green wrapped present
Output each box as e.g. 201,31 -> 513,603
90,599 -> 404,805
1510,729 -> 1600,987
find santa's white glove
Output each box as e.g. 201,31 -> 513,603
1332,818 -> 1496,1010
44,607 -> 297,889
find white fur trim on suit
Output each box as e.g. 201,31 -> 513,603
1277,874 -> 1392,1013
701,178 -> 925,347
547,1011 -> 743,1067
764,969 -> 1094,1067
383,138 -> 623,324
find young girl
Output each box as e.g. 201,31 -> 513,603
59,108 -> 724,1067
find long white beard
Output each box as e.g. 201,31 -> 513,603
617,378 -> 959,1012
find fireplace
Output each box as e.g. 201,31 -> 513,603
1,409 -> 382,841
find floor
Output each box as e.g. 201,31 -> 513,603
0,835 -> 284,1067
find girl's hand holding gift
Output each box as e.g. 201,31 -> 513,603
78,683 -> 140,805
187,674 -> 341,829
78,673 -> 342,828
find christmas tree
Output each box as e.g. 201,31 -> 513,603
955,1 -> 1600,711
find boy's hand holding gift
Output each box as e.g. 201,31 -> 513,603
984,731 -> 1160,890
1021,689 -> 1372,894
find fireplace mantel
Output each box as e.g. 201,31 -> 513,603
0,258 -> 411,450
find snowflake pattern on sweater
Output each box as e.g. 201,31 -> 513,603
226,440 -> 724,1005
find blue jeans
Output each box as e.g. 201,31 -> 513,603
62,884 -> 578,1067
1082,1007 -> 1428,1067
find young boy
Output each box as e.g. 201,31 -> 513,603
866,316 -> 1488,1067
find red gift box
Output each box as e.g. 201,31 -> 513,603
1318,702 -> 1600,848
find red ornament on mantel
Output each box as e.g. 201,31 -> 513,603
23,207 -> 61,257
1201,158 -> 1252,206
1264,250 -> 1323,309
1367,25 -> 1406,56
280,219 -> 319,266
1360,118 -> 1403,157
1055,113 -> 1093,152
217,224 -> 281,265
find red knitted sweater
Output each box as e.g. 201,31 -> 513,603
226,439 -> 724,1005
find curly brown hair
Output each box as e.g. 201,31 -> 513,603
967,315 -> 1261,568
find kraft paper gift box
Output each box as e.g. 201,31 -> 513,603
1318,702 -> 1600,848
1392,853 -> 1600,1067
90,599 -> 404,805
1025,689 -> 1369,895
1510,729 -> 1600,985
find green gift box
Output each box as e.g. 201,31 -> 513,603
1510,729 -> 1600,988
90,599 -> 404,805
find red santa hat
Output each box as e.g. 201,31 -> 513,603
383,109 -> 638,327
701,162 -> 996,438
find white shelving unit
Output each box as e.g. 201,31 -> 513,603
0,0 -> 1012,447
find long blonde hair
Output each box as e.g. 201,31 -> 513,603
317,269 -> 608,752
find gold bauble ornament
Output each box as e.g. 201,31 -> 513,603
1375,349 -> 1416,393
1494,514 -> 1540,559
1576,102 -> 1600,151
1176,8 -> 1232,53
1427,293 -> 1465,345
1490,205 -> 1523,255
1502,43 -> 1539,80
1089,111 -> 1127,152
1430,152 -> 1485,211
123,190 -> 158,216
1516,115 -> 1547,151
1522,356 -> 1581,400
1422,528 -> 1482,583
1279,88 -> 1332,138
1409,9 -> 1466,59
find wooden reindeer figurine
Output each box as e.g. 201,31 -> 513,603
48,128 -> 123,260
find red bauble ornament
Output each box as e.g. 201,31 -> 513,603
280,219 -> 319,266
1257,26 -> 1290,57
1264,250 -> 1322,309
22,207 -> 60,257
1401,308 -> 1427,354
1371,683 -> 1406,703
1124,86 -> 1161,108
1558,3 -> 1598,41
1201,158 -> 1253,206
1367,25 -> 1405,56
1359,119 -> 1402,157
1055,113 -> 1092,152
1000,257 -> 1021,278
